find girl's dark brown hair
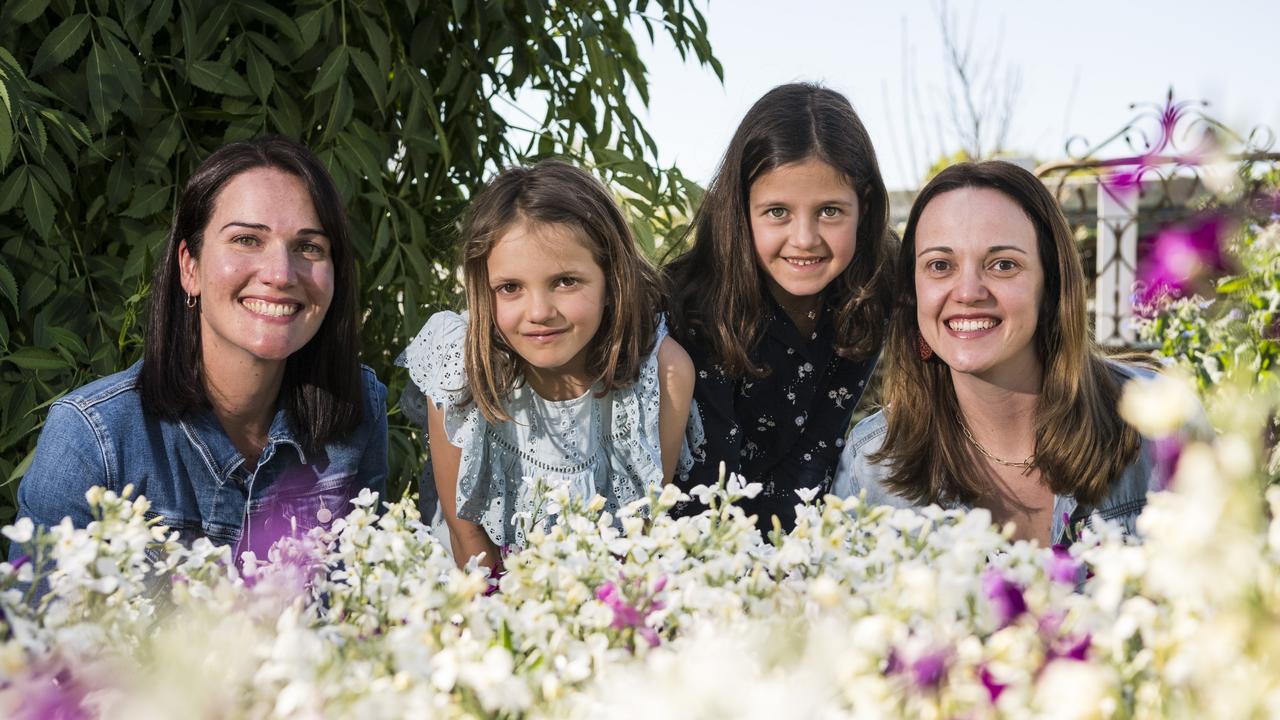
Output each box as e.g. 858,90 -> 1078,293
872,160 -> 1143,506
140,135 -> 363,454
666,82 -> 896,377
461,160 -> 663,423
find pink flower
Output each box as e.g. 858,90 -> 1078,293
595,575 -> 668,648
1135,213 -> 1233,310
1047,545 -> 1081,585
983,569 -> 1028,629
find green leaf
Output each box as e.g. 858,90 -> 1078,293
349,48 -> 386,110
237,0 -> 302,45
48,325 -> 89,361
0,167 -> 27,212
6,447 -> 35,485
187,60 -> 252,97
22,182 -> 54,238
142,0 -> 174,44
5,0 -> 50,25
309,46 -> 349,97
245,47 -> 274,102
0,104 -> 12,170
121,184 -> 168,218
99,26 -> 145,103
86,43 -> 124,131
30,13 -> 92,76
0,263 -> 18,314
3,347 -> 68,371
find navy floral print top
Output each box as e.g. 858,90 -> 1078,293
674,298 -> 878,534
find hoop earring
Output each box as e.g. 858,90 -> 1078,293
916,331 -> 933,361
186,293 -> 198,309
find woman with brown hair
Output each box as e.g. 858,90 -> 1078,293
834,161 -> 1156,544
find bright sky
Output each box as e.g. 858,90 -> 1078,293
633,0 -> 1280,190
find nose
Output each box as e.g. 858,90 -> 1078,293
526,290 -> 558,323
789,215 -> 822,251
258,241 -> 296,287
953,265 -> 989,303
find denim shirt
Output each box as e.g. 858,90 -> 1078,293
833,364 -> 1158,545
11,362 -> 388,561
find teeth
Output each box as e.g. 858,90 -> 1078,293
242,299 -> 299,317
786,258 -> 824,266
948,318 -> 997,332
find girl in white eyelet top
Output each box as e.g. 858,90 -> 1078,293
397,161 -> 700,569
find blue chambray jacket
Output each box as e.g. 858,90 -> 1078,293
11,361 -> 388,561
833,364 -> 1159,545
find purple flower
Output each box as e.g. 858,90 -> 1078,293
1047,545 -> 1081,585
1048,632 -> 1092,663
595,575 -> 668,648
911,650 -> 950,691
13,666 -> 92,720
979,664 -> 1007,703
1136,213 -> 1233,309
983,569 -> 1028,629
1151,435 -> 1184,491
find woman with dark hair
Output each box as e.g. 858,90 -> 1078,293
835,161 -> 1155,544
12,136 -> 387,558
666,83 -> 896,534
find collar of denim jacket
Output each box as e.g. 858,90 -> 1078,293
179,403 -> 307,482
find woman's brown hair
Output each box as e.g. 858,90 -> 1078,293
461,160 -> 663,423
666,82 -> 896,377
873,160 -> 1143,506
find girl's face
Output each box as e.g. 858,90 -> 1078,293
748,157 -> 860,309
179,167 -> 334,371
914,187 -> 1045,384
486,221 -> 607,397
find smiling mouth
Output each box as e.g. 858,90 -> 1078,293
242,299 -> 301,317
947,318 -> 999,332
523,329 -> 567,340
784,257 -> 826,267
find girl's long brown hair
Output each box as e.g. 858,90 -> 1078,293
872,161 -> 1143,506
666,83 -> 896,377
461,160 -> 663,423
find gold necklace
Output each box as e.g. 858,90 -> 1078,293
959,420 -> 1036,471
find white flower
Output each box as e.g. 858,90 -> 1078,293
1118,371 -> 1201,437
794,487 -> 820,504
2,517 -> 33,544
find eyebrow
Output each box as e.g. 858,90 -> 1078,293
220,221 -> 327,236
916,244 -> 1029,256
752,198 -> 856,208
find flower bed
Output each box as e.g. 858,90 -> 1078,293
3,220 -> 1279,719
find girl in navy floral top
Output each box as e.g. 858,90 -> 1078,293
666,83 -> 896,533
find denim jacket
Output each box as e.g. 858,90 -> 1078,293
11,362 -> 388,560
833,364 -> 1158,545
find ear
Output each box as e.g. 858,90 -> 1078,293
177,240 -> 200,297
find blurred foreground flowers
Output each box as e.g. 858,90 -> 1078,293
2,364 -> 1279,719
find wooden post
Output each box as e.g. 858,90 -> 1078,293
1095,180 -> 1139,345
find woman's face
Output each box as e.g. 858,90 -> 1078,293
179,167 -> 334,371
914,187 -> 1044,384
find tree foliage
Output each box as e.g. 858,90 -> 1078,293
0,0 -> 720,526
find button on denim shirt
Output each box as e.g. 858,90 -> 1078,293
833,364 -> 1159,545
12,362 -> 388,561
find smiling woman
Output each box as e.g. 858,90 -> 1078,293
834,161 -> 1156,546
11,137 -> 388,560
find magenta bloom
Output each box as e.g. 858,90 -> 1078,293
1151,436 -> 1184,491
983,569 -> 1028,628
1047,545 -> 1081,585
979,664 -> 1008,703
1136,213 -> 1232,308
595,575 -> 668,648
911,650 -> 950,691
1048,632 -> 1092,663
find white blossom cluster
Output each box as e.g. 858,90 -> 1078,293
1,372 -> 1278,719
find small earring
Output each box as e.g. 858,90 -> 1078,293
186,293 -> 198,309
916,331 -> 933,361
